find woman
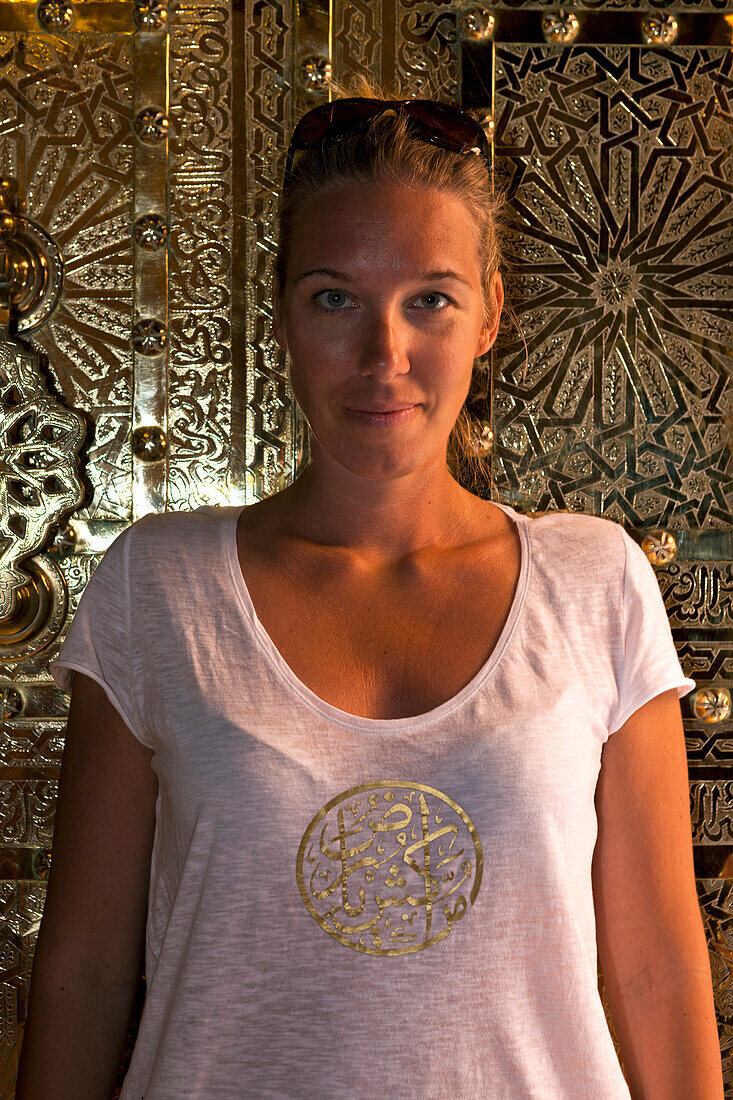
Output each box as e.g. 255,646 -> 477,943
17,76 -> 723,1098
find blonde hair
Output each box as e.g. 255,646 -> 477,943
275,72 -> 508,496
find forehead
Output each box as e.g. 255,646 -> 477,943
288,182 -> 479,278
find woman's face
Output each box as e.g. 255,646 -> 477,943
273,181 -> 503,481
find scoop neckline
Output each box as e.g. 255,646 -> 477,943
223,498 -> 531,733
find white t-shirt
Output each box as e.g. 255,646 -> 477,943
49,500 -> 696,1099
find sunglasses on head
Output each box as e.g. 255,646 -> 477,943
283,97 -> 491,186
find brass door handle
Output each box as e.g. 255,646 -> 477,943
0,178 -> 65,334
0,178 -> 85,651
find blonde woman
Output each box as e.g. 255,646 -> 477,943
17,77 -> 723,1099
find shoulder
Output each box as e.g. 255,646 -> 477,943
526,507 -> 625,563
125,504 -> 232,538
520,509 -> 629,613
117,505 -> 236,570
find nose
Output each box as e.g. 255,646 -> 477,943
357,312 -> 411,380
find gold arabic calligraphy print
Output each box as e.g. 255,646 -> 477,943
296,782 -> 483,956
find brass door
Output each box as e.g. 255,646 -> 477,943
0,0 -> 731,1094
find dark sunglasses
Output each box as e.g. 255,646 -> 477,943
283,97 -> 491,186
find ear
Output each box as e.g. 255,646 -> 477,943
475,271 -> 505,358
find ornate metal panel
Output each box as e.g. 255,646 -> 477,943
467,42 -> 733,525
0,0 -> 731,1094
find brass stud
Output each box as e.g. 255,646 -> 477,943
542,10 -> 581,44
640,530 -> 678,566
132,0 -> 168,31
36,0 -> 75,31
133,214 -> 169,251
132,318 -> 167,354
459,7 -> 496,41
32,846 -> 52,881
0,685 -> 23,719
49,522 -> 76,557
641,14 -> 679,46
470,420 -> 493,455
693,687 -> 731,724
134,108 -> 170,144
474,108 -> 495,142
300,56 -> 332,94
131,425 -> 167,463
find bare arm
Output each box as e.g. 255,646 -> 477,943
15,671 -> 158,1100
592,687 -> 723,1099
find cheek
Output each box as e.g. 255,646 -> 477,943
288,331 -> 352,388
287,355 -> 338,419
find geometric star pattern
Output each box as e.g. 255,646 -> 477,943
491,46 -> 733,526
0,31 -> 135,521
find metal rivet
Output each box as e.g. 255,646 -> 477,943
32,846 -> 52,881
134,107 -> 169,144
469,420 -> 493,455
132,0 -> 168,31
474,108 -> 495,142
459,7 -> 495,41
132,318 -> 167,354
693,687 -> 731,724
0,686 -> 23,719
49,522 -> 76,557
542,10 -> 581,44
641,14 -> 678,46
641,530 -> 678,566
131,425 -> 167,462
299,56 -> 332,93
133,214 -> 169,251
36,0 -> 75,31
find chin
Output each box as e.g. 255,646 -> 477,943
334,447 -> 430,480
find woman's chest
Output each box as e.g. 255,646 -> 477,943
235,526 -> 522,721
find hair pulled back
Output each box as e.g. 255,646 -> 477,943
275,72 -> 506,496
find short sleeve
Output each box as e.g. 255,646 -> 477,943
607,526 -> 697,735
49,522 -> 153,750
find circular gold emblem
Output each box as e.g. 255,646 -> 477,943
296,781 -> 483,956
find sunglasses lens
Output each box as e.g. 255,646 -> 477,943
294,99 -> 383,145
290,98 -> 487,158
409,102 -> 483,151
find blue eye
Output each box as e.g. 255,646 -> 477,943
418,292 -> 451,310
312,289 -> 453,313
313,290 -> 353,311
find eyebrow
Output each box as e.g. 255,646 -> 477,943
292,266 -> 472,288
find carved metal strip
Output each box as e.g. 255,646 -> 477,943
696,881 -> 733,1051
244,0 -> 295,502
657,562 -> 733,629
333,0 -> 385,84
691,784 -> 733,843
0,2 -> 135,34
463,11 -> 732,43
688,731 -> 733,767
468,0 -> 732,9
133,24 -> 168,513
167,1 -> 237,508
394,0 -> 461,98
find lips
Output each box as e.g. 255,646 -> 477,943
344,404 -> 420,427
345,403 -> 418,412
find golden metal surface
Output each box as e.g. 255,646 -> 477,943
641,530 -> 679,566
693,687 -> 732,723
0,1 -> 134,33
542,9 -> 581,43
133,24 -> 168,516
0,323 -> 85,624
0,179 -> 64,334
0,0 -> 730,1092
